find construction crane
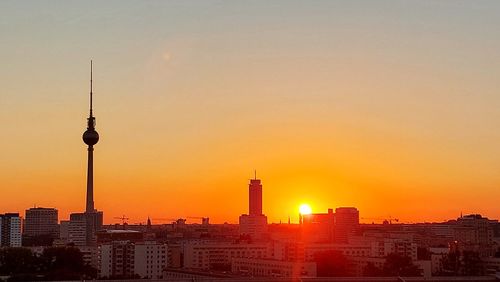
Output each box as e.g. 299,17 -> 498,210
151,218 -> 177,224
114,215 -> 129,224
361,216 -> 399,224
187,216 -> 210,225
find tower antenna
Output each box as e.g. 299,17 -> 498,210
254,169 -> 257,180
90,60 -> 93,116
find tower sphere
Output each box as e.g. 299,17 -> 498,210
83,129 -> 99,145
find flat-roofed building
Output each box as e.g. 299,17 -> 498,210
232,257 -> 316,277
0,213 -> 22,247
24,207 -> 59,238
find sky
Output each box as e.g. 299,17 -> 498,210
1,1 -> 499,224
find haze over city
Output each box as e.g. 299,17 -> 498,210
1,1 -> 500,225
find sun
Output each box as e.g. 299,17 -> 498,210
299,203 -> 312,215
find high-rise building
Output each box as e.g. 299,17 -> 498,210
0,213 -> 22,247
69,61 -> 103,246
334,207 -> 359,243
24,207 -> 59,238
239,173 -> 268,240
454,214 -> 494,257
68,212 -> 103,246
99,241 -> 136,278
249,178 -> 263,216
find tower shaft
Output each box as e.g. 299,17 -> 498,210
86,146 -> 94,212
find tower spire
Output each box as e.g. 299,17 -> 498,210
90,60 -> 93,116
87,60 -> 95,130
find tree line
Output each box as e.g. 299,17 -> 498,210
0,246 -> 97,281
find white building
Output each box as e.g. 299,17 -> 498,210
304,242 -> 372,261
429,247 -> 449,275
99,241 -> 168,279
134,241 -> 168,279
232,257 -> 316,277
68,214 -> 87,246
0,213 -> 22,247
183,241 -> 271,270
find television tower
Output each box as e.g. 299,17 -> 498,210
82,60 -> 99,213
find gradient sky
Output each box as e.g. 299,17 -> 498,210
1,1 -> 499,224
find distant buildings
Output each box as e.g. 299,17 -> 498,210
183,241 -> 270,270
232,257 -> 316,277
300,207 -> 359,243
239,175 -> 268,240
0,213 -> 22,247
454,214 -> 495,257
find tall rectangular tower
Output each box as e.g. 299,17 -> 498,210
334,207 -> 359,243
249,179 -> 263,216
240,174 -> 268,240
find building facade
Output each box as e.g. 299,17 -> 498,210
0,213 -> 22,247
99,241 -> 168,279
183,241 -> 271,270
24,207 -> 59,238
334,207 -> 359,243
232,257 -> 317,277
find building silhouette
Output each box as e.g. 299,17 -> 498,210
249,178 -> 263,216
334,207 -> 360,243
301,208 -> 335,242
24,207 -> 59,239
239,173 -> 268,240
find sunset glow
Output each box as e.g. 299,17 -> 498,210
1,2 -> 500,225
299,204 -> 312,215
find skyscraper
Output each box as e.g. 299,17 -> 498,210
239,173 -> 268,240
249,176 -> 263,216
334,207 -> 359,243
69,61 -> 103,246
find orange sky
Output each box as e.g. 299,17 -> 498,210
1,1 -> 499,224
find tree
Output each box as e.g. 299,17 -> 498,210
0,248 -> 37,275
363,262 -> 384,277
383,253 -> 421,276
417,247 -> 431,260
40,246 -> 97,280
441,250 -> 484,276
441,251 -> 460,275
461,251 -> 484,276
314,250 -> 349,277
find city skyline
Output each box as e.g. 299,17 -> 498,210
1,1 -> 500,224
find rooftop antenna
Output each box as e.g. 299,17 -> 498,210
254,169 -> 257,180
